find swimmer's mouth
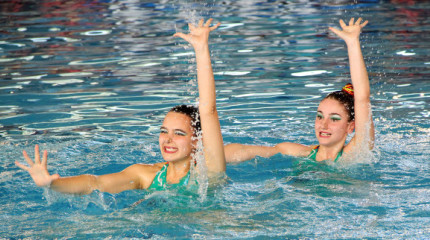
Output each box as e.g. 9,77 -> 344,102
164,146 -> 178,153
319,132 -> 331,137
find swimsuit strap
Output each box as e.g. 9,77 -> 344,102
148,163 -> 190,191
307,145 -> 343,162
333,148 -> 343,163
307,146 -> 319,161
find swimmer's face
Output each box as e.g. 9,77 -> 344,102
315,98 -> 355,147
159,112 -> 197,163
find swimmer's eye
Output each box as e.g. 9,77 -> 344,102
175,130 -> 186,136
160,128 -> 168,134
330,115 -> 342,121
316,112 -> 323,119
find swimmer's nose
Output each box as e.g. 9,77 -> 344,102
166,133 -> 173,143
161,133 -> 173,144
322,119 -> 329,129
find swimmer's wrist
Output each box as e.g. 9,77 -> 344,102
193,44 -> 209,53
345,38 -> 360,47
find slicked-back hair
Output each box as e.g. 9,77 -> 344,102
169,105 -> 201,134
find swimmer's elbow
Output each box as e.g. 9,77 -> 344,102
199,104 -> 217,116
225,143 -> 245,163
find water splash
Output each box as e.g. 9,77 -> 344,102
191,117 -> 208,202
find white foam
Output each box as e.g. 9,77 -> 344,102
220,23 -> 244,30
134,62 -> 161,67
81,30 -> 112,36
305,83 -> 334,87
171,52 -> 194,57
56,37 -> 79,42
0,41 -> 25,47
59,72 -> 93,77
41,79 -> 84,86
0,56 -> 34,63
238,49 -> 253,53
292,70 -> 331,77
396,50 -> 415,56
30,37 -> 50,43
69,57 -> 128,65
12,74 -> 46,80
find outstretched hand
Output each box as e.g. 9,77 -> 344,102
329,18 -> 368,45
15,144 -> 60,187
173,18 -> 220,50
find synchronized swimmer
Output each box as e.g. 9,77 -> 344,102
225,18 -> 374,164
15,19 -> 226,194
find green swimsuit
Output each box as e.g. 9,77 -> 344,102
307,146 -> 343,162
147,163 -> 191,191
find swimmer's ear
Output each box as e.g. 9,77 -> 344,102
348,120 -> 355,134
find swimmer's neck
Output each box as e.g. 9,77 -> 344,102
166,158 -> 191,184
315,143 -> 344,162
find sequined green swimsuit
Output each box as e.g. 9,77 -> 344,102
147,163 -> 191,191
307,146 -> 343,162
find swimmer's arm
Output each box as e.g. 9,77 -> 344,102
50,164 -> 148,194
16,145 -> 150,194
174,19 -> 226,174
225,142 -> 310,163
329,18 -> 375,150
224,143 -> 278,163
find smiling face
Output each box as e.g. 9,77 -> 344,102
159,111 -> 197,163
314,98 -> 355,147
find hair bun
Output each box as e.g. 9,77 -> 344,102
341,83 -> 354,97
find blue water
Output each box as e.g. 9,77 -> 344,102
1,0 -> 429,239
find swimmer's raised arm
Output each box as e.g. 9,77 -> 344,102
174,19 -> 226,174
15,145 -> 155,194
329,18 -> 375,151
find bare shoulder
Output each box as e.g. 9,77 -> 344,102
275,142 -> 312,157
124,162 -> 163,173
123,163 -> 165,189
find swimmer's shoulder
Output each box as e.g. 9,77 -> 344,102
124,162 -> 166,189
275,142 -> 313,157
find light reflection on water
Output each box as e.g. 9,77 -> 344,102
1,0 -> 429,239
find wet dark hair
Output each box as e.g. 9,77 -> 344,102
169,105 -> 201,134
323,85 -> 355,122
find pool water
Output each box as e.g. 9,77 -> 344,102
1,0 -> 429,238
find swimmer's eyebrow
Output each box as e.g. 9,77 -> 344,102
317,110 -> 342,115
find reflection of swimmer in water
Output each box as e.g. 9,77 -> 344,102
225,18 -> 374,163
15,19 -> 226,194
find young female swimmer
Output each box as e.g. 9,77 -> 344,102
15,19 -> 226,194
225,18 -> 374,163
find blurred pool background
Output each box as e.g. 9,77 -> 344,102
0,0 -> 429,238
